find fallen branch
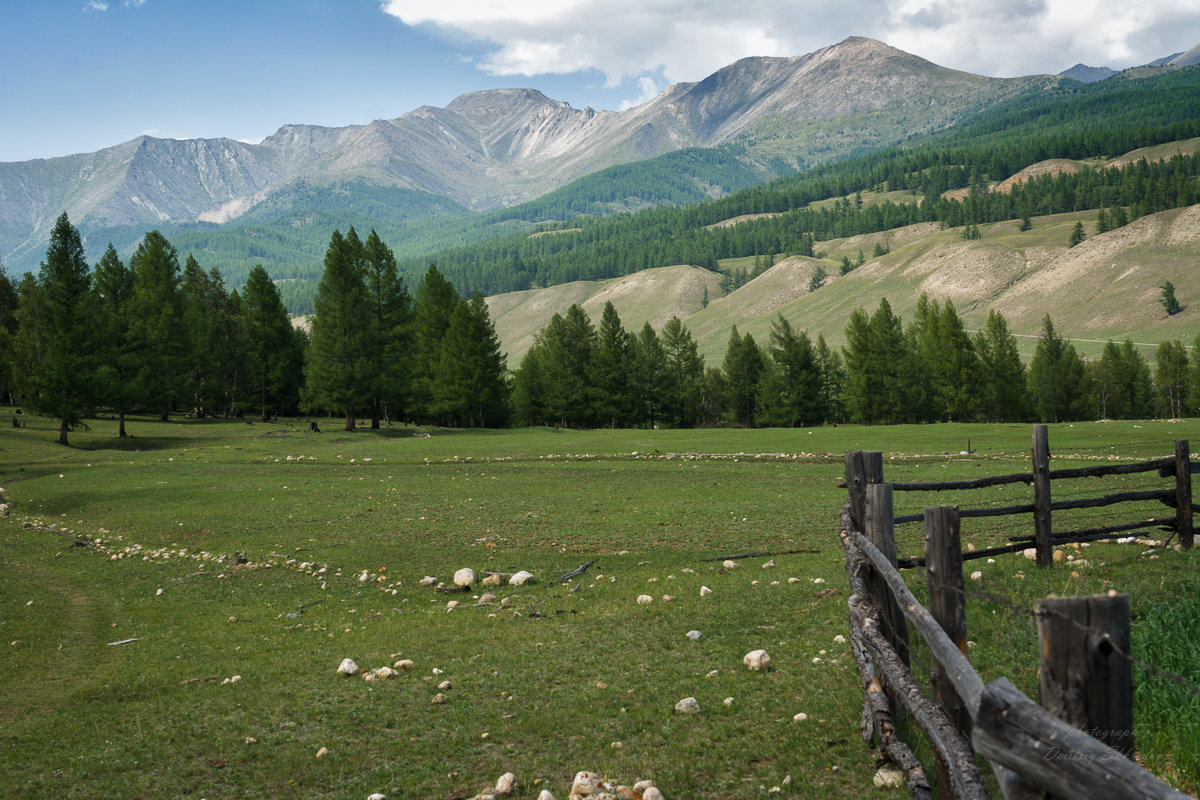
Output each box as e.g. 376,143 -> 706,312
553,560 -> 595,584
106,637 -> 144,646
178,675 -> 222,685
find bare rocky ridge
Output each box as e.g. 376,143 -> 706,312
0,36 -> 1056,267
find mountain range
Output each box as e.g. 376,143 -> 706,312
0,36 -> 1063,273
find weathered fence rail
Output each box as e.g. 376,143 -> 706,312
840,427 -> 1195,799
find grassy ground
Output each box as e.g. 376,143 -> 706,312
1,413 -> 1197,799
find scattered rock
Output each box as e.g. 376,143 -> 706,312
699,585 -> 712,596
793,712 -> 808,721
479,592 -> 497,604
368,794 -> 386,800
315,746 -> 330,758
874,766 -> 904,788
419,575 -> 439,587
482,572 -> 503,586
762,559 -> 775,568
970,570 -> 983,581
661,594 -> 674,602
537,791 -> 556,800
155,588 -> 164,596
495,772 -> 517,795
571,771 -> 604,796
446,600 -> 460,610
743,649 -> 771,671
686,630 -> 702,641
636,594 -> 653,605
454,567 -> 477,587
373,666 -> 397,680
394,658 -> 414,670
509,570 -> 535,586
337,658 -> 359,676
642,788 -> 665,800
675,696 -> 701,714
722,559 -> 740,569
432,692 -> 447,704
723,697 -> 734,707
438,680 -> 452,690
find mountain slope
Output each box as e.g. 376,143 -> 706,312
1,36 -> 1059,274
487,204 -> 1198,366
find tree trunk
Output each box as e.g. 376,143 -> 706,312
118,410 -> 127,438
59,423 -> 69,446
344,406 -> 355,432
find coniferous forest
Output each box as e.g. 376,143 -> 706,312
3,67 -> 1200,435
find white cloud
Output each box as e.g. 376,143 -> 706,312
380,0 -> 1200,95
83,1 -> 109,11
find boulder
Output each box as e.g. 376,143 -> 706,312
454,567 -> 477,587
674,696 -> 701,714
495,772 -> 517,795
743,649 -> 771,671
636,594 -> 653,605
337,658 -> 359,676
571,771 -> 605,796
509,570 -> 535,586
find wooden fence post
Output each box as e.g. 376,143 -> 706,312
1032,425 -> 1053,566
925,505 -> 971,800
866,483 -> 909,668
1175,440 -> 1193,549
1035,594 -> 1134,761
845,450 -> 883,531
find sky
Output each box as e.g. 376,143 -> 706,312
2,0 -> 1199,163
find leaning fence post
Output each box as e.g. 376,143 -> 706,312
866,483 -> 909,668
1032,424 -> 1052,566
1175,440 -> 1193,549
1035,593 -> 1134,761
925,505 -> 971,800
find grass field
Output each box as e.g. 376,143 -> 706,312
2,412 -> 1198,799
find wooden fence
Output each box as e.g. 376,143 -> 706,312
840,426 -> 1196,799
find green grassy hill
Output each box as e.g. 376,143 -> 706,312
488,200 -> 1198,366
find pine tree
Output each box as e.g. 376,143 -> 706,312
0,268 -> 18,406
815,333 -> 845,425
432,293 -> 508,427
973,310 -> 1029,422
362,229 -> 411,428
304,229 -> 371,431
759,315 -> 820,427
591,302 -> 634,427
17,213 -> 97,444
660,316 -> 704,427
93,244 -> 137,436
128,231 -> 186,421
242,264 -> 299,422
1068,220 -> 1086,247
632,323 -> 669,428
1159,280 -> 1181,315
410,264 -> 460,424
1028,315 -> 1092,422
721,326 -> 763,427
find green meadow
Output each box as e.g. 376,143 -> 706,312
2,413 -> 1198,799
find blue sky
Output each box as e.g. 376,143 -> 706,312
3,0 -> 1199,163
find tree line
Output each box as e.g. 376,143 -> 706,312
3,214 -> 1196,441
0,214 -> 508,443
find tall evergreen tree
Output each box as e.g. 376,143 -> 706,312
631,323 -> 669,428
660,316 -> 704,427
0,266 -> 18,406
410,264 -> 460,424
591,302 -> 634,428
362,229 -> 411,428
432,293 -> 508,427
128,230 -> 186,421
722,326 -> 763,427
1092,339 -> 1152,419
759,315 -> 820,427
973,310 -> 1029,422
815,333 -> 845,425
17,213 -> 96,444
1027,315 -> 1092,422
93,243 -> 137,436
242,264 -> 299,422
304,229 -> 371,431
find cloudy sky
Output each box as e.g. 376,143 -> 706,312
3,0 -> 1199,162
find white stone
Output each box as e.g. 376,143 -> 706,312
315,746 -> 330,758
374,667 -> 397,680
368,794 -> 386,800
438,680 -> 452,690
446,600 -> 459,610
155,588 -> 164,596
700,585 -> 712,596
571,771 -> 604,796
675,696 -> 701,714
874,766 -> 904,788
762,559 -> 776,568
419,575 -> 439,587
394,658 -> 414,670
743,649 -> 771,671
661,594 -> 674,602
970,570 -> 983,581
686,630 -> 702,641
337,658 -> 359,676
793,712 -> 808,721
482,572 -> 503,586
479,592 -> 497,604
537,791 -> 556,800
495,772 -> 517,794
642,788 -> 665,800
454,567 -> 477,587
509,570 -> 535,586
723,697 -> 734,707
722,559 -> 740,569
636,594 -> 653,605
